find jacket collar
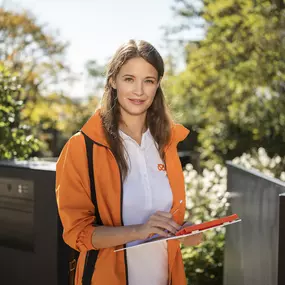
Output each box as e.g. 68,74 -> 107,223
81,109 -> 110,147
81,108 -> 190,150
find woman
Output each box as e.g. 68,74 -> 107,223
56,39 -> 203,285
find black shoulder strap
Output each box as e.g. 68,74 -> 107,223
82,132 -> 103,225
81,131 -> 103,285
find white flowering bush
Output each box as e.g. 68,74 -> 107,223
182,147 -> 284,285
232,148 -> 285,182
182,163 -> 228,285
184,163 -> 229,223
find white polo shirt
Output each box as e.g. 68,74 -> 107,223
120,129 -> 173,285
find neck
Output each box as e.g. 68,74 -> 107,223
119,110 -> 147,145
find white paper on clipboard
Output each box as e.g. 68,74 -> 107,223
114,218 -> 241,252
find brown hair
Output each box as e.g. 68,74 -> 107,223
100,39 -> 172,180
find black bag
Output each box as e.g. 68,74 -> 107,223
66,131 -> 103,285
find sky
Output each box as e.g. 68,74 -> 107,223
4,0 -> 202,99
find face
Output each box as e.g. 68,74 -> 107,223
111,57 -> 160,117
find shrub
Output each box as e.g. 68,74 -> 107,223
182,148 -> 284,285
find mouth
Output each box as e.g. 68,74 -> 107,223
128,98 -> 146,105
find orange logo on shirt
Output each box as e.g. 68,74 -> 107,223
157,164 -> 166,171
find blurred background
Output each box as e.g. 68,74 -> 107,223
0,0 -> 284,284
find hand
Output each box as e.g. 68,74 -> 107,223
179,232 -> 203,247
178,221 -> 203,247
136,211 -> 181,240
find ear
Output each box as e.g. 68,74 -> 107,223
109,77 -> 117,89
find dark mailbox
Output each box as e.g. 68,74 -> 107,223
0,160 -> 69,285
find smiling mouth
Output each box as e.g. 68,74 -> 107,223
128,99 -> 145,105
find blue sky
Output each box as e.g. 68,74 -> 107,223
4,0 -> 202,98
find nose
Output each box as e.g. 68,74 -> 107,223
133,81 -> 144,96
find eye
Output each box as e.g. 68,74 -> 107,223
145,79 -> 155,84
124,77 -> 134,82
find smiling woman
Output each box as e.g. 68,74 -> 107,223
110,57 -> 161,138
116,61 -> 158,109
55,39 -> 202,285
100,40 -> 172,181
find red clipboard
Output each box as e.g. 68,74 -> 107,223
175,214 -> 239,236
114,213 -> 241,252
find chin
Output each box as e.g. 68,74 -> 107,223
121,104 -> 150,117
127,108 -> 148,116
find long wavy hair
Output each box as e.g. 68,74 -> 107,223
100,39 -> 172,180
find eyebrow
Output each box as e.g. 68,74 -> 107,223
122,74 -> 157,80
145,76 -> 157,80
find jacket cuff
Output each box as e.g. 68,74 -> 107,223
76,225 -> 98,251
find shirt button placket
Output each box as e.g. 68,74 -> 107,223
141,144 -> 151,209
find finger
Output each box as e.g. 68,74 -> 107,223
192,234 -> 202,241
195,233 -> 203,240
150,218 -> 179,233
150,220 -> 178,235
154,211 -> 173,219
151,216 -> 181,231
196,239 -> 202,245
195,235 -> 203,244
150,227 -> 171,237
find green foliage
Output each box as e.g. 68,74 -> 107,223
183,230 -> 225,285
24,93 -> 99,157
0,64 -> 40,159
182,148 -> 285,285
165,2 -> 285,284
165,0 -> 285,167
0,8 -> 83,157
0,8 -> 69,101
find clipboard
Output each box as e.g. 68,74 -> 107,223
114,213 -> 241,252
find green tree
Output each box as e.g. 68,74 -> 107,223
0,8 -> 69,103
0,64 -> 40,159
24,93 -> 99,157
0,8 -> 77,157
163,1 -> 285,284
165,0 -> 285,169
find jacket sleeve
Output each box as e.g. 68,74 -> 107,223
55,133 -> 97,252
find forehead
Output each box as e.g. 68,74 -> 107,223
118,57 -> 158,78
